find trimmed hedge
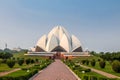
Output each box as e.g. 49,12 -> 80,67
18,59 -> 24,66
99,60 -> 106,68
112,60 -> 120,73
6,60 -> 15,68
91,59 -> 96,67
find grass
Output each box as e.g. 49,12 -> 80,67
0,63 -> 33,72
6,70 -> 30,77
13,52 -> 47,60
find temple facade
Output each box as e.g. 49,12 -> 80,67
25,26 -> 90,59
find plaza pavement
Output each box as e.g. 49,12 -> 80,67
30,59 -> 80,80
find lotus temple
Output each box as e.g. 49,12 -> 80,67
25,26 -> 90,59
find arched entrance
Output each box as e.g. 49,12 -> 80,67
53,52 -> 63,59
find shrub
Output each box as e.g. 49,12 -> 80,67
31,59 -> 35,64
91,59 -> 96,66
112,60 -> 120,73
18,59 -> 24,66
12,57 -> 15,60
35,58 -> 39,63
25,58 -> 31,65
99,60 -> 106,68
81,60 -> 86,64
98,59 -> 101,62
84,69 -> 91,72
6,60 -> 15,68
86,60 -> 89,65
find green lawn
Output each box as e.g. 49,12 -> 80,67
13,52 -> 46,59
6,70 -> 30,77
0,63 -> 33,72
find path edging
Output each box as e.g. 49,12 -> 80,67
61,61 -> 81,80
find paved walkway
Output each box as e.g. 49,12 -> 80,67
0,68 -> 21,77
30,60 -> 79,80
80,65 -> 120,79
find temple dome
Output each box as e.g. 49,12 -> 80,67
34,26 -> 83,52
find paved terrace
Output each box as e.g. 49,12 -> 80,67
30,59 -> 80,80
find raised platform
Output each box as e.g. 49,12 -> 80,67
25,52 -> 90,57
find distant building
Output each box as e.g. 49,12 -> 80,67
25,26 -> 90,59
12,47 -> 22,52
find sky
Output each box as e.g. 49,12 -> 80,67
0,0 -> 120,52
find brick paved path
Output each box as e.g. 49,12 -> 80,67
31,59 -> 78,80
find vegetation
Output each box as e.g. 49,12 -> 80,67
90,51 -> 120,61
99,60 -> 106,68
63,60 -> 116,80
18,59 -> 24,66
6,60 -> 16,68
91,59 -> 96,66
112,60 -> 120,73
0,52 -> 13,59
0,51 -> 53,80
0,69 -> 38,80
72,56 -> 120,77
25,58 -> 31,65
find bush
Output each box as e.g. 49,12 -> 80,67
112,60 -> 120,73
98,59 -> 101,62
6,60 -> 15,68
18,59 -> 24,66
84,69 -> 91,72
81,60 -> 86,64
99,60 -> 106,68
31,59 -> 35,64
86,60 -> 89,65
25,58 -> 31,65
35,59 -> 39,63
91,59 -> 96,66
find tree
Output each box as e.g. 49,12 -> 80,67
99,60 -> 106,68
0,52 -> 13,59
6,60 -> 15,68
112,60 -> 120,73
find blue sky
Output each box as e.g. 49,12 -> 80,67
0,0 -> 120,52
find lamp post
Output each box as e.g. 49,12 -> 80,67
82,71 -> 85,80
